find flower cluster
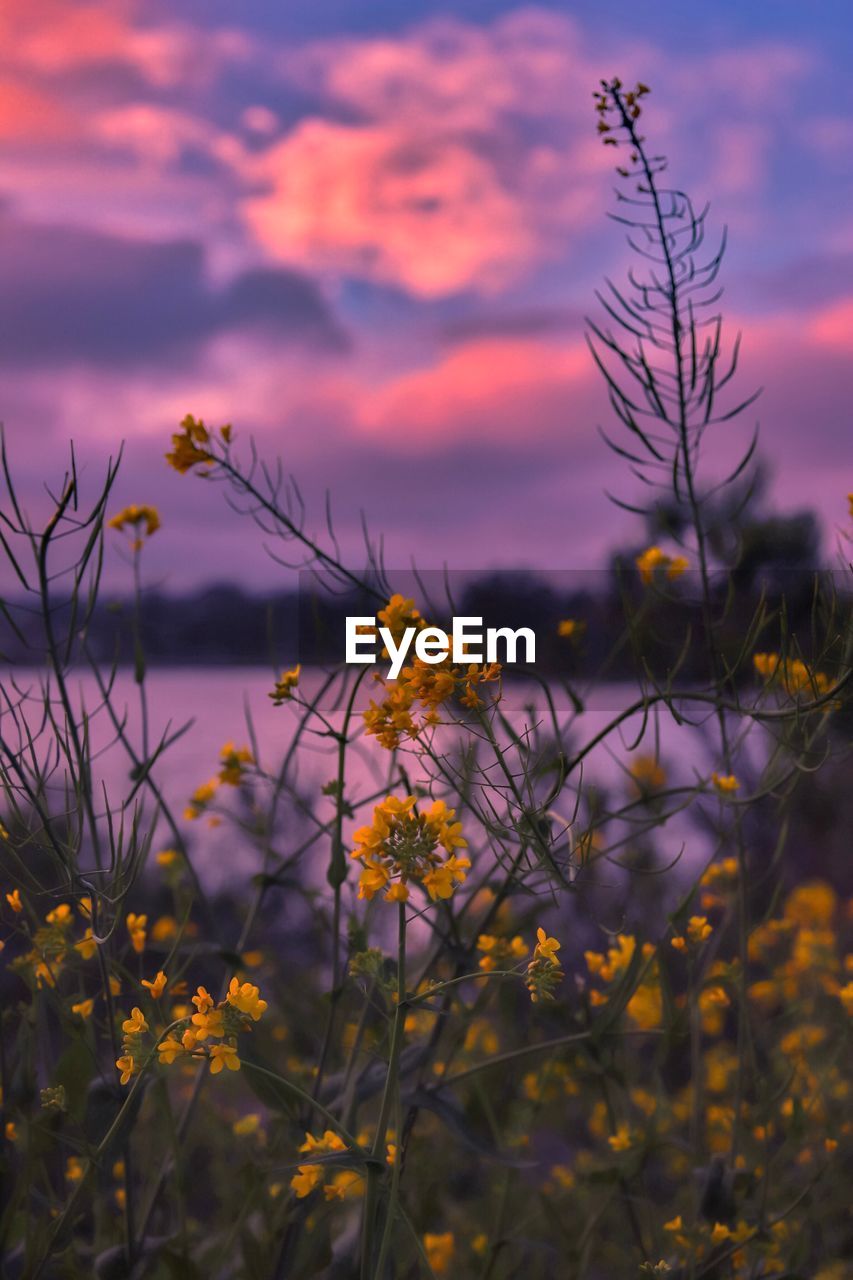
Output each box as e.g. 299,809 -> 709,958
593,78 -> 651,147
6,896 -> 98,991
671,915 -> 713,953
698,856 -> 739,911
753,652 -> 833,700
525,927 -> 564,1003
629,753 -> 667,793
165,414 -> 232,474
351,795 -> 470,904
107,504 -> 161,546
184,740 -> 254,820
635,545 -> 689,585
118,976 -> 267,1086
290,1130 -> 362,1201
585,934 -> 662,1029
217,741 -> 254,786
476,931 -> 528,972
269,665 -> 300,705
362,595 -> 501,749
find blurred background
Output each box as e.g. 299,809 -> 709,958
0,0 -> 852,592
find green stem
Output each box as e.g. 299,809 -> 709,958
361,903 -> 407,1280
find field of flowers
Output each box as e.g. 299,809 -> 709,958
1,80 -> 851,1280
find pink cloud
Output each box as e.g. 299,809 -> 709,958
92,104 -> 218,167
0,0 -> 250,88
279,11 -> 595,128
241,14 -> 819,298
0,77 -> 75,142
243,12 -> 614,296
355,336 -> 593,445
244,121 -> 544,298
809,298 -> 853,350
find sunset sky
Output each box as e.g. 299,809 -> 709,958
1,0 -> 852,590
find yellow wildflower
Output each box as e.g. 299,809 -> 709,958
477,933 -> 528,972
157,1037 -> 186,1065
629,754 -> 666,791
208,1043 -> 240,1074
6,889 -> 23,913
165,414 -> 214,474
218,741 -> 254,786
108,505 -> 160,541
116,1055 -> 135,1086
192,985 -> 215,1014
534,927 -> 560,964
270,665 -> 301,704
65,1156 -> 85,1182
226,977 -> 268,1021
46,904 -> 72,927
71,998 -> 94,1020
424,1233 -> 455,1274
784,881 -> 837,927
351,794 -> 470,905
626,981 -> 663,1030
290,1129 -> 347,1198
607,1124 -> 634,1151
526,927 -> 564,1003
687,916 -> 713,945
636,546 -> 688,584
121,1007 -> 148,1036
291,1165 -> 324,1198
191,1007 -> 225,1041
233,1113 -> 261,1136
75,929 -> 97,960
324,1169 -> 363,1201
141,970 -> 168,999
126,913 -> 147,954
184,777 -> 219,821
711,772 -> 740,793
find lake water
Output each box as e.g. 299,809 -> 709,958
1,666 -> 755,893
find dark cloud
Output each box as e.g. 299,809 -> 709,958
0,213 -> 349,368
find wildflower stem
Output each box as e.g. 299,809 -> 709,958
361,903 -> 407,1280
613,79 -> 757,1172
